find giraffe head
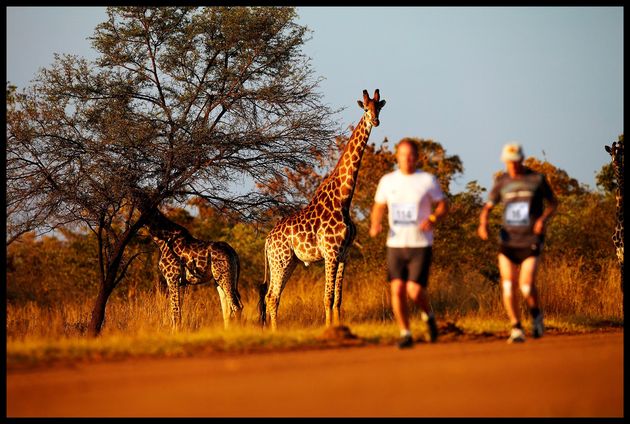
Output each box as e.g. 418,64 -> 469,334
152,235 -> 202,284
605,139 -> 624,173
145,208 -> 191,241
357,89 -> 386,128
148,224 -> 186,245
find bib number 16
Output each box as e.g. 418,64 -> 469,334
505,201 -> 530,226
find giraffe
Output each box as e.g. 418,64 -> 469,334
259,89 -> 386,330
152,236 -> 201,327
605,136 -> 624,294
145,208 -> 243,328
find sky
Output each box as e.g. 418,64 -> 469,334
6,6 -> 624,194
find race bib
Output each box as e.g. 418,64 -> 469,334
391,202 -> 418,226
505,201 -> 530,226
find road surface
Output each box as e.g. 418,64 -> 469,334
6,330 -> 623,417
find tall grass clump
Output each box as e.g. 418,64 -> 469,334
6,255 -> 622,346
538,257 -> 623,320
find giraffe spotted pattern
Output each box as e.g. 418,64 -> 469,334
260,89 -> 386,330
146,209 -> 243,328
605,137 -> 624,294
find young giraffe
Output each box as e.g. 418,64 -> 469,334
605,136 -> 624,294
260,89 -> 386,330
145,208 -> 243,328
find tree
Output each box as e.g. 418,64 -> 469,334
390,137 -> 463,194
435,181 -> 498,278
522,157 -> 587,196
596,163 -> 617,195
490,156 -> 588,196
6,6 -> 339,336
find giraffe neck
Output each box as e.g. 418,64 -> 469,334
614,172 -> 623,243
313,115 -> 372,209
612,155 -> 624,216
145,211 -> 192,249
611,152 -> 624,266
615,179 -> 623,215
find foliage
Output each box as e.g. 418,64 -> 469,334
523,157 -> 587,196
399,137 -> 464,194
433,180 -> 500,283
596,163 -> 617,194
545,192 -> 616,262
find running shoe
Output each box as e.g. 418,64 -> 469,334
397,334 -> 414,349
507,327 -> 526,344
426,316 -> 439,343
532,314 -> 544,338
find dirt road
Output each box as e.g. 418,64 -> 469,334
6,330 -> 623,417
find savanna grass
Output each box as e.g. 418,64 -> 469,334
6,257 -> 623,366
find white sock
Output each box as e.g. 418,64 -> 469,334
400,329 -> 412,337
421,312 -> 434,322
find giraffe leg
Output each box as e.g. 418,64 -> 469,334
324,258 -> 340,328
215,285 -> 229,329
266,256 -> 298,331
212,255 -> 243,328
226,261 -> 243,324
214,273 -> 242,328
332,261 -> 346,326
158,256 -> 183,330
166,278 -> 182,329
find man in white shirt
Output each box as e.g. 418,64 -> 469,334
369,138 -> 449,348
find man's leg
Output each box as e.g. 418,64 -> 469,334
519,255 -> 540,309
407,282 -> 438,342
519,256 -> 544,337
498,253 -> 520,325
390,278 -> 410,332
406,281 -> 430,314
391,278 -> 414,348
498,253 -> 525,343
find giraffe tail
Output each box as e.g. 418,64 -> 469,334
258,282 -> 267,327
258,243 -> 269,327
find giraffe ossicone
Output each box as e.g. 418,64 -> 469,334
259,89 -> 386,331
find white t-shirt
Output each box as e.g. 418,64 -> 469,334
374,169 -> 445,248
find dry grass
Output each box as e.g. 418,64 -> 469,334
539,257 -> 623,319
6,258 -> 623,366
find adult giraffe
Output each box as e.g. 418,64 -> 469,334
260,89 -> 386,330
605,136 -> 624,294
145,208 -> 243,329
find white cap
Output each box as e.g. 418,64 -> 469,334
501,142 -> 524,162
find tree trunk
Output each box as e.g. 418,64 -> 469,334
88,276 -> 116,337
87,212 -> 149,337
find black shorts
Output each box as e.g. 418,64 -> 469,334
499,243 -> 541,265
386,246 -> 433,287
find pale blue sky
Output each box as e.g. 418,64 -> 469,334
6,6 -> 624,193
